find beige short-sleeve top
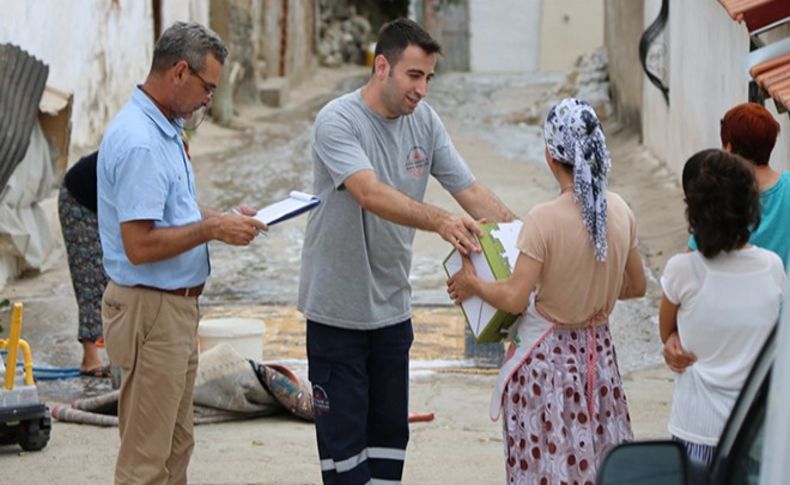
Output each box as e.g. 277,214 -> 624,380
517,191 -> 638,325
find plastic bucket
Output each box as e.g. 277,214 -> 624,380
198,318 -> 265,361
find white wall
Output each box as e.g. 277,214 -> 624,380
162,0 -> 209,30
642,0 -> 790,177
0,0 -> 208,151
0,0 -> 152,149
540,0 -> 604,72
641,0 -> 672,167
468,0 -> 541,72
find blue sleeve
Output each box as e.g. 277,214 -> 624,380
112,146 -> 168,223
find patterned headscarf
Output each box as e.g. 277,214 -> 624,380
543,98 -> 611,262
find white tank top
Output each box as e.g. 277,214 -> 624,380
661,248 -> 784,445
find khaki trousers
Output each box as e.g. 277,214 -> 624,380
102,281 -> 200,485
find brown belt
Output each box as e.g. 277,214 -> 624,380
135,283 -> 205,297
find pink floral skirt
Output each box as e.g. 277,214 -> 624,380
502,324 -> 632,484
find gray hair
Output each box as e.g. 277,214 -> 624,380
151,21 -> 227,72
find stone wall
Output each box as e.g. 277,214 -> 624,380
316,0 -> 372,68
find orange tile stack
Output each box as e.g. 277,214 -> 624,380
718,0 -> 790,111
718,0 -> 790,31
750,53 -> 790,111
719,0 -> 776,22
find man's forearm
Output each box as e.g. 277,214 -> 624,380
453,182 -> 516,222
356,181 -> 451,232
344,170 -> 483,254
122,219 -> 216,265
468,194 -> 515,222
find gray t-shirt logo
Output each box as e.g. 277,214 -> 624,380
406,146 -> 429,177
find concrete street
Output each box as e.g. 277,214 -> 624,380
0,66 -> 684,484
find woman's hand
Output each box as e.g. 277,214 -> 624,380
446,255 -> 478,304
447,253 -> 541,314
662,332 -> 696,373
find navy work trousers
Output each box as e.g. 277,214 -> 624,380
307,319 -> 414,485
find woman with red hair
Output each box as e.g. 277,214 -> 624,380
666,103 -> 789,403
689,102 -> 787,267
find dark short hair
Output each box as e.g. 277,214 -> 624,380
374,18 -> 441,69
151,21 -> 228,73
720,102 -> 780,166
683,149 -> 760,258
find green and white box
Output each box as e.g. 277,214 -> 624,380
443,220 -> 523,343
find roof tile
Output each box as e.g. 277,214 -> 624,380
751,55 -> 790,111
718,0 -> 790,31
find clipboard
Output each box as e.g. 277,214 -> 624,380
253,191 -> 320,226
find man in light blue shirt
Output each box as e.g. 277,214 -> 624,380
97,22 -> 266,485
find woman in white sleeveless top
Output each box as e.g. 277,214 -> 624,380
447,98 -> 646,483
660,149 -> 784,466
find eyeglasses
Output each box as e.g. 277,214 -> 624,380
188,65 -> 216,97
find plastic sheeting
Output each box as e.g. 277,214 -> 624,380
0,121 -> 62,286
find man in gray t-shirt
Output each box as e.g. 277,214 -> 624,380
298,18 -> 515,484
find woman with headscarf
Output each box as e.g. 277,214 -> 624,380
447,98 -> 646,482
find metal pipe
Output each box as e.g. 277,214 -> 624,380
16,339 -> 34,385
